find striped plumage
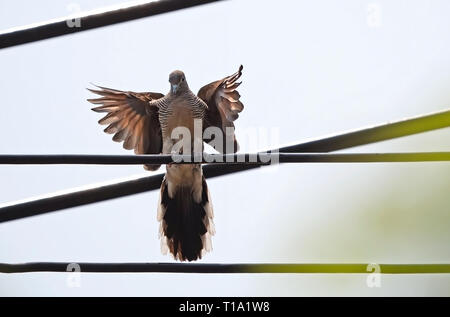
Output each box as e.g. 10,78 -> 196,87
87,66 -> 244,261
156,90 -> 207,145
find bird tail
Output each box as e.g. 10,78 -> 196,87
157,175 -> 215,261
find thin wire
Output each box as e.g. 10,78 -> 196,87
0,0 -> 225,49
1,262 -> 449,274
0,108 -> 449,222
1,152 -> 450,165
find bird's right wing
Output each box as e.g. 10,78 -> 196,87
87,85 -> 164,171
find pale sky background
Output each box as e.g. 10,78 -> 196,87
0,0 -> 449,296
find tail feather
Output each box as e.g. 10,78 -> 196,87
158,176 -> 214,261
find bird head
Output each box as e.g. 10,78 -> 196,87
169,70 -> 188,95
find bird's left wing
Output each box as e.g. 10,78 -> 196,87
87,85 -> 164,171
197,65 -> 244,153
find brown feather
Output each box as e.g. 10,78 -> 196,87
98,112 -> 119,125
87,85 -> 164,170
197,65 -> 244,153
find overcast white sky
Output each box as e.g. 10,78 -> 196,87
0,0 -> 450,296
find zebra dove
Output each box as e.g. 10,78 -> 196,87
87,66 -> 244,261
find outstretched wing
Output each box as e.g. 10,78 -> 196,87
87,85 -> 164,171
197,65 -> 244,153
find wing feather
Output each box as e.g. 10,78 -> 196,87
197,65 -> 244,153
87,85 -> 164,171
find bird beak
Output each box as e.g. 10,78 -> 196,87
171,84 -> 178,94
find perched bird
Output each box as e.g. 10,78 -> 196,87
87,66 -> 244,261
